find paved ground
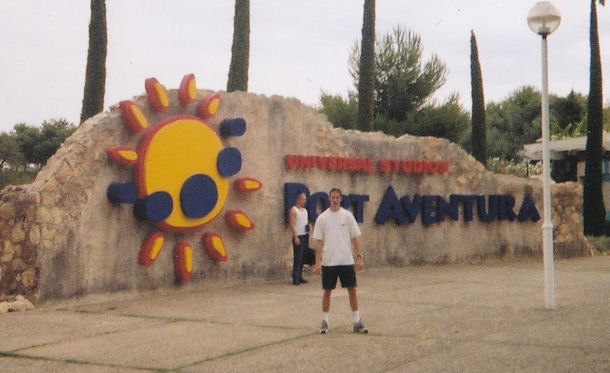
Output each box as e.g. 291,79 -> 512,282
0,256 -> 608,372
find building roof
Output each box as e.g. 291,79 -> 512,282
522,132 -> 610,160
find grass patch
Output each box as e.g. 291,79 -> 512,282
586,235 -> 610,252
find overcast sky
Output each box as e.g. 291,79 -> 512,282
0,0 -> 608,134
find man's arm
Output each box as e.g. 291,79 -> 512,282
288,207 -> 299,245
314,239 -> 323,274
352,237 -> 364,270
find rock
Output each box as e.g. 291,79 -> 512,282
0,295 -> 35,313
21,268 -> 36,288
0,240 -> 14,263
10,224 -> 26,243
0,203 -> 15,220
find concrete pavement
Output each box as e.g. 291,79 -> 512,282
0,256 -> 608,372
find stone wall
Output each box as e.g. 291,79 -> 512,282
0,85 -> 595,303
0,186 -> 39,302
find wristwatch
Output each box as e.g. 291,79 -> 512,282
356,254 -> 363,259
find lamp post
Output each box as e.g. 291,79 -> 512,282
527,1 -> 561,310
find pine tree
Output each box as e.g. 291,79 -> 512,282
356,0 -> 375,132
470,30 -> 487,166
227,0 -> 250,92
583,0 -> 606,235
80,0 -> 107,124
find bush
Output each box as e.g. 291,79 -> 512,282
318,93 -> 357,130
0,169 -> 35,190
487,157 -> 542,178
586,235 -> 610,251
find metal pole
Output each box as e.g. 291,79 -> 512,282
540,35 -> 555,310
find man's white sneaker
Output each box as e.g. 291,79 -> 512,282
319,320 -> 329,334
353,321 -> 368,334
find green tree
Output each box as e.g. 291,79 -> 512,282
11,119 -> 75,169
12,123 -> 41,169
350,26 -> 447,123
409,94 -> 470,142
550,90 -> 586,136
470,30 -> 487,165
32,119 -> 77,166
323,26 -> 463,142
227,0 -> 250,92
80,0 -> 107,124
583,0 -> 606,235
356,0 -> 375,131
319,92 -> 358,130
486,86 -> 541,160
0,133 -> 23,169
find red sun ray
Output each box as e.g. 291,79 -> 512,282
174,242 -> 193,282
202,232 -> 228,262
106,146 -> 138,166
234,177 -> 263,193
119,100 -> 148,133
225,210 -> 255,231
178,74 -> 197,105
139,232 -> 164,266
145,78 -> 169,112
197,93 -> 220,119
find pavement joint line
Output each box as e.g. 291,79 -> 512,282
5,319 -> 173,354
169,321 -> 455,370
39,307 -> 321,338
478,339 -> 608,353
73,308 -> 314,332
173,330 -> 320,371
377,338 -> 468,373
69,308 -> 235,326
0,351 -> 164,372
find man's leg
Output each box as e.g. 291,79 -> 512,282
348,286 -> 368,334
298,235 -> 309,282
323,289 -> 332,312
342,264 -> 368,334
320,266 -> 337,334
292,240 -> 303,284
320,289 -> 332,333
347,286 -> 358,311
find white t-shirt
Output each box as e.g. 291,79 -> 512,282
291,206 -> 308,235
313,207 -> 361,266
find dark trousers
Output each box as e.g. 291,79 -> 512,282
292,234 -> 309,282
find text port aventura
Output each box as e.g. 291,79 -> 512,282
283,155 -> 540,226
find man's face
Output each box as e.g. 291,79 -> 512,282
329,191 -> 342,211
296,193 -> 306,207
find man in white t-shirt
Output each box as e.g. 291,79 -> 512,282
289,191 -> 309,285
313,188 -> 367,334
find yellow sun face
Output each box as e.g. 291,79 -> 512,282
135,116 -> 229,230
106,74 -> 262,282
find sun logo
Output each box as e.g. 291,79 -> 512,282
106,74 -> 261,282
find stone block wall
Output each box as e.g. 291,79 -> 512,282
0,186 -> 39,303
0,85 -> 595,303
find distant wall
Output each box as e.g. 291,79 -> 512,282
0,79 -> 594,303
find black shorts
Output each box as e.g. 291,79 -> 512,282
321,265 -> 357,290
